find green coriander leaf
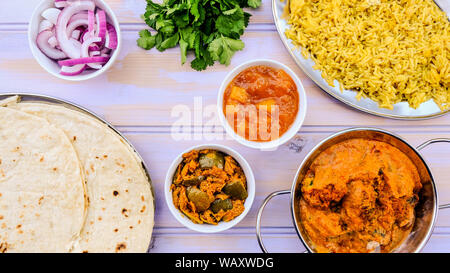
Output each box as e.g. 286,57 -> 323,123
222,6 -> 238,15
244,12 -> 251,27
191,48 -> 214,71
247,0 -> 261,8
146,2 -> 163,15
208,36 -> 244,65
215,7 -> 245,39
155,32 -> 165,52
179,39 -> 188,64
174,12 -> 190,28
193,32 -> 202,58
160,33 -> 180,49
137,29 -> 156,50
156,19 -> 175,35
179,27 -> 194,64
191,57 -> 207,71
193,5 -> 206,27
167,3 -> 187,15
190,0 -> 201,22
138,0 -> 258,70
179,26 -> 195,48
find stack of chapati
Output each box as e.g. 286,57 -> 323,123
0,96 -> 154,253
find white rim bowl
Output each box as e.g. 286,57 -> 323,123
28,0 -> 121,81
217,59 -> 307,150
165,144 -> 255,233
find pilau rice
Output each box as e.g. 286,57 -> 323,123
285,0 -> 449,110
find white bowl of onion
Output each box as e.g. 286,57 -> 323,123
28,0 -> 121,81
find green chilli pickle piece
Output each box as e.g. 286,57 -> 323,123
199,151 -> 225,169
182,175 -> 205,186
223,180 -> 248,200
186,187 -> 212,212
172,164 -> 183,184
210,199 -> 233,214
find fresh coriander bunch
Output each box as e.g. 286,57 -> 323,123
137,0 -> 262,71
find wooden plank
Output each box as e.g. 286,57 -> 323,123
0,0 -> 274,24
120,130 -> 450,229
1,0 -> 449,253
1,0 -> 446,25
0,30 -> 449,127
149,228 -> 450,252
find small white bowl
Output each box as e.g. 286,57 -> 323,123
165,144 -> 255,233
217,59 -> 307,150
28,0 -> 121,81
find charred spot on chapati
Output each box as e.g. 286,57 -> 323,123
0,242 -> 8,253
115,243 -> 126,252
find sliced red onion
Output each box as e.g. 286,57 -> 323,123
66,18 -> 89,36
41,8 -> 61,25
37,0 -> 115,77
89,44 -> 100,51
60,64 -> 86,76
48,36 -> 58,48
55,1 -> 68,8
55,0 -> 78,8
58,56 -> 109,66
81,36 -> 102,69
104,23 -> 118,49
80,29 -> 89,43
55,0 -> 95,59
88,10 -> 95,37
71,29 -> 81,40
81,36 -> 101,53
95,10 -> 107,42
100,47 -> 111,55
70,38 -> 82,51
36,30 -> 67,59
38,20 -> 54,32
68,11 -> 88,23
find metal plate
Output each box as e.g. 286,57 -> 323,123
272,0 -> 449,120
0,93 -> 156,252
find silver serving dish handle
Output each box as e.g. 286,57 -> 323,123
417,139 -> 450,210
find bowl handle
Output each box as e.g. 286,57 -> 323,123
256,190 -> 304,253
416,138 -> 450,210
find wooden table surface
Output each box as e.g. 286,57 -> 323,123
1,0 -> 449,253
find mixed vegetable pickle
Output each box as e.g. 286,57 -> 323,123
171,149 -> 248,224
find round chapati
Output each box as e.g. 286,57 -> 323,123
0,107 -> 86,253
12,102 -> 154,253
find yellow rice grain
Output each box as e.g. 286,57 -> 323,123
285,0 -> 449,110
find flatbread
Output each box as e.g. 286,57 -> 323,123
0,107 -> 86,252
10,102 -> 154,253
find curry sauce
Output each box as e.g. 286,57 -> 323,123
223,65 -> 299,142
299,139 -> 422,253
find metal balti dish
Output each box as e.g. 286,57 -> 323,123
0,93 -> 156,252
256,127 -> 450,253
272,0 -> 449,120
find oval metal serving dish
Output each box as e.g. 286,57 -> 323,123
272,0 -> 449,120
0,93 -> 156,252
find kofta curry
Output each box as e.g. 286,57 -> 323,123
299,139 -> 422,253
171,149 -> 248,225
